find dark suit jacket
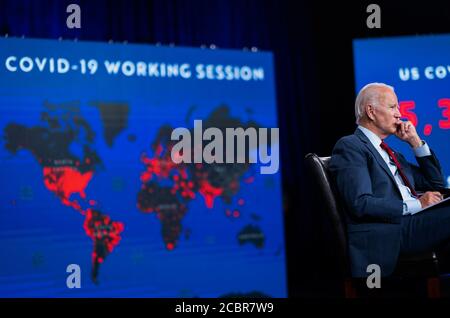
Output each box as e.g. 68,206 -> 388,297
329,128 -> 445,277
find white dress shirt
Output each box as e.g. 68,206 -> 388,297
358,126 -> 431,215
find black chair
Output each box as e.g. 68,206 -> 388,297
304,153 -> 441,298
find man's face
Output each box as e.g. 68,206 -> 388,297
368,88 -> 402,136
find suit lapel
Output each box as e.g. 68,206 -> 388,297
354,129 -> 399,187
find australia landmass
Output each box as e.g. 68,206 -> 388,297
237,224 -> 265,248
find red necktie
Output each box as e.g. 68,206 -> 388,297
380,141 -> 418,197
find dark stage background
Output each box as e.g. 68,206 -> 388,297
1,0 -> 450,297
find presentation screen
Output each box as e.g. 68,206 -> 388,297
0,38 -> 286,297
354,34 -> 450,187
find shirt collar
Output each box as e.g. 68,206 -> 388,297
357,125 -> 383,149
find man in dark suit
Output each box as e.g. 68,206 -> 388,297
329,82 -> 450,277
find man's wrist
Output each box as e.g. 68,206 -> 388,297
412,139 -> 431,157
404,199 -> 423,215
409,137 -> 423,148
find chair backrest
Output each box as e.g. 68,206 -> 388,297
304,153 -> 349,274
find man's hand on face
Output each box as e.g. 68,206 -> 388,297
419,191 -> 443,208
394,121 -> 422,148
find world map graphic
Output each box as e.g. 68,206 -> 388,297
3,101 -> 266,284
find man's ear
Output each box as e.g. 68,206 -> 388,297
366,104 -> 375,121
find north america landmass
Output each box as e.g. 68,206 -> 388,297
3,101 -> 265,284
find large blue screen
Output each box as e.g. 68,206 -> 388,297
354,34 -> 450,187
0,38 -> 286,297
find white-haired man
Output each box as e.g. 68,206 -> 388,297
329,82 -> 449,277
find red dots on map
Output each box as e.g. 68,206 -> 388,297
244,176 -> 255,184
166,242 -> 175,250
238,199 -> 245,206
180,169 -> 188,180
225,209 -> 240,218
83,208 -> 124,276
43,166 -> 93,210
423,124 -> 433,136
171,173 -> 196,199
140,154 -> 176,181
140,171 -> 152,183
70,200 -> 82,212
155,144 -> 163,156
198,180 -> 223,208
180,181 -> 196,199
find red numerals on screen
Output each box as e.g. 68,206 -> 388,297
438,98 -> 450,129
398,99 -> 450,136
399,101 -> 418,126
